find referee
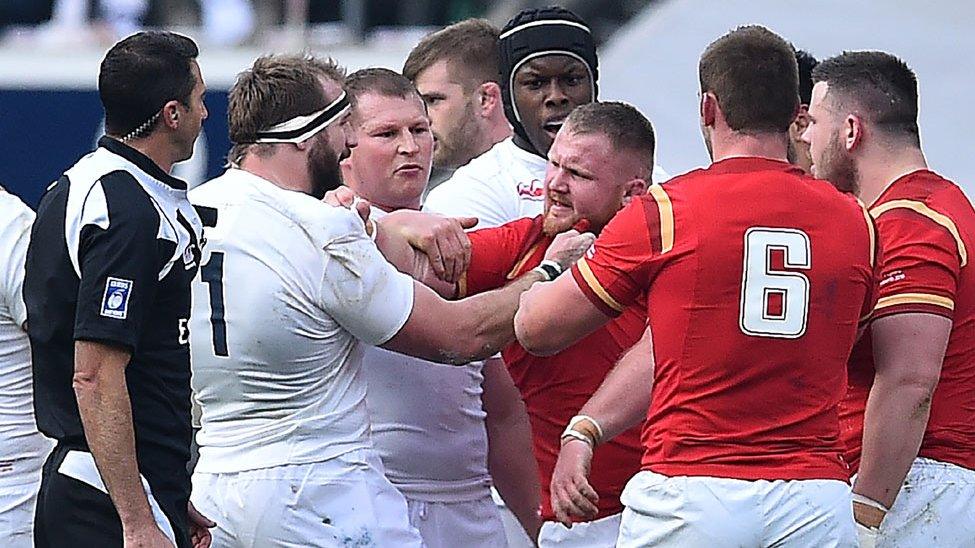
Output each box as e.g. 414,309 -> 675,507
24,32 -> 213,547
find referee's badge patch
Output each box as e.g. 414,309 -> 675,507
100,277 -> 133,319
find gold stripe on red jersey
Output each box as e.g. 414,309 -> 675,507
871,199 -> 968,267
576,257 -> 624,314
506,241 -> 545,280
857,200 -> 877,267
456,271 -> 468,299
875,292 -> 954,311
647,184 -> 674,254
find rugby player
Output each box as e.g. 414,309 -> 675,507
518,26 -> 877,547
456,101 -> 654,546
402,19 -> 511,182
340,67 -> 542,547
803,50 -> 975,547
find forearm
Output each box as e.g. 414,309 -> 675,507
74,364 -> 155,528
454,271 -> 546,360
854,377 -> 933,507
487,403 -> 542,538
374,216 -> 460,297
374,218 -> 420,275
577,330 -> 654,443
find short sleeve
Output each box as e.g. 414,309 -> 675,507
461,217 -> 537,297
871,204 -> 964,320
423,173 -> 516,229
856,201 -> 880,326
570,189 -> 670,317
74,177 -> 162,350
0,199 -> 34,328
318,220 -> 416,346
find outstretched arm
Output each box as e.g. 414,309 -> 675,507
549,325 -> 655,526
381,230 -> 595,364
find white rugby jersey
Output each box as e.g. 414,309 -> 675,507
363,207 -> 491,501
423,138 -> 547,228
0,186 -> 53,477
424,137 -> 670,227
189,169 -> 415,473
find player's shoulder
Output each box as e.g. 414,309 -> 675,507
873,169 -> 972,220
443,141 -> 509,184
0,186 -> 34,224
197,169 -> 367,249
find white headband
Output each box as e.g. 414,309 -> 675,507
253,92 -> 351,144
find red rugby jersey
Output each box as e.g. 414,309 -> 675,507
461,215 -> 645,521
840,169 -> 975,472
570,157 -> 876,481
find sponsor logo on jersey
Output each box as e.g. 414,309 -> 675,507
100,277 -> 133,319
879,269 -> 906,287
517,179 -> 545,201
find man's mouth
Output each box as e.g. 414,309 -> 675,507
543,118 -> 566,136
548,194 -> 573,212
395,163 -> 423,175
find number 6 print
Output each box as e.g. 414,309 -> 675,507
739,228 -> 811,339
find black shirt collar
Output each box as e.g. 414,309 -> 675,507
98,136 -> 188,190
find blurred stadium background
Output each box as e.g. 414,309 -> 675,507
1,0 -> 970,208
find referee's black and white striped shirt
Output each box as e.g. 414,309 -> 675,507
24,136 -> 203,515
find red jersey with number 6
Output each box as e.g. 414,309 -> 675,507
571,157 -> 878,481
840,169 -> 975,472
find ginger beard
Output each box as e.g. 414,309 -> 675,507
542,186 -> 579,236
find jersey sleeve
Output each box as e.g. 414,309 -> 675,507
73,176 -> 163,350
858,202 -> 881,327
569,186 -> 672,317
317,212 -> 416,346
460,217 -> 536,297
0,199 -> 34,328
423,172 -> 515,229
870,203 -> 965,320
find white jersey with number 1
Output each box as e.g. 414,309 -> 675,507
188,169 -> 416,473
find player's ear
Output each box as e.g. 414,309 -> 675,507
479,82 -> 502,117
845,114 -> 864,152
162,100 -> 182,130
700,92 -> 717,128
623,177 -> 649,204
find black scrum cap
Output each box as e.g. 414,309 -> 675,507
499,6 -> 598,156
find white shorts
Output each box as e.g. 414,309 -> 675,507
875,457 -> 975,547
617,471 -> 857,547
191,449 -> 423,547
405,493 -> 507,548
539,512 -> 621,547
0,454 -> 47,547
0,479 -> 40,548
493,486 -> 535,548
